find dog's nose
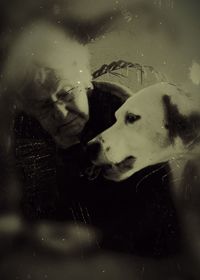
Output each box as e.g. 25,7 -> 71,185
87,141 -> 101,161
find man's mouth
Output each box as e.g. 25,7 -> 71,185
57,113 -> 87,136
59,115 -> 80,129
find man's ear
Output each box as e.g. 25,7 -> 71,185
34,67 -> 59,93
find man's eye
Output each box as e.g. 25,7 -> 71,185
125,112 -> 141,124
56,90 -> 70,100
57,89 -> 76,103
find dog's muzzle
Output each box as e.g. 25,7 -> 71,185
86,141 -> 136,179
103,156 -> 136,173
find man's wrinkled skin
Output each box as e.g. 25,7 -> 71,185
1,21 -> 92,148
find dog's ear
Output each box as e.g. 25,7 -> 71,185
162,94 -> 200,146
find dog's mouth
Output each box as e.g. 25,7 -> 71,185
83,156 -> 136,181
103,156 -> 136,174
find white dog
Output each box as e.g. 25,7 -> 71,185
88,82 -> 200,182
88,82 -> 200,277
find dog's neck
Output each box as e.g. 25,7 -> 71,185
166,134 -> 200,196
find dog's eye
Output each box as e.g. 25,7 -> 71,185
125,112 -> 141,124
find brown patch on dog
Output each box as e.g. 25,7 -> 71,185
162,95 -> 200,146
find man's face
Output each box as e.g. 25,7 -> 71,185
20,67 -> 92,148
2,19 -> 92,149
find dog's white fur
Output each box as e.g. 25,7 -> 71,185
90,82 -> 200,182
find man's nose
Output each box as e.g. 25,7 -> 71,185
73,87 -> 89,117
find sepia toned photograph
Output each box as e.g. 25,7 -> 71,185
0,0 -> 200,279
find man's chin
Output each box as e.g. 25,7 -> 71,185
49,122 -> 86,148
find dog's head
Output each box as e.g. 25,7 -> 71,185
87,82 -> 200,181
